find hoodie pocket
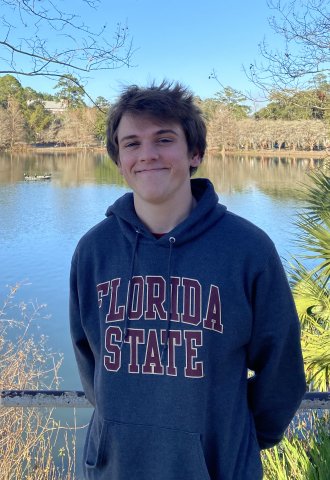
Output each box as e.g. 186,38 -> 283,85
84,418 -> 211,480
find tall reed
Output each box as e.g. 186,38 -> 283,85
0,283 -> 77,480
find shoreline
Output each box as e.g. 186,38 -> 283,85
207,149 -> 330,159
5,145 -> 330,159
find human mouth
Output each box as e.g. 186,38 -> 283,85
136,167 -> 168,174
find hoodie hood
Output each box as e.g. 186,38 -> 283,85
105,178 -> 227,246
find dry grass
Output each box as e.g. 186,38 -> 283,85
0,283 -> 78,480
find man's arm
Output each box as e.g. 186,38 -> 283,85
69,255 -> 96,407
247,247 -> 306,449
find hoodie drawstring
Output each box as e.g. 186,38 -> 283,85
119,231 -> 176,366
120,229 -> 140,349
161,236 -> 175,363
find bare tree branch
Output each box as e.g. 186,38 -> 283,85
209,69 -> 269,112
0,0 -> 135,101
245,0 -> 330,93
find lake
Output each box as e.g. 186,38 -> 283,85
0,150 -> 323,474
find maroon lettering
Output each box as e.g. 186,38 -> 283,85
99,276 -> 222,379
145,276 -> 166,320
124,328 -> 145,373
184,330 -> 203,378
128,276 -> 144,320
170,277 -> 180,322
182,278 -> 201,326
203,285 -> 223,333
104,326 -> 122,372
142,329 -> 164,374
106,278 -> 125,322
97,281 -> 110,308
161,330 -> 182,376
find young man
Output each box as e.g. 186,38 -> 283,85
70,81 -> 306,480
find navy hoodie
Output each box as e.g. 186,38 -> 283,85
70,178 -> 306,480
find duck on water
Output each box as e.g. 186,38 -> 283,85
24,173 -> 52,181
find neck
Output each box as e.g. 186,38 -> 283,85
134,192 -> 196,234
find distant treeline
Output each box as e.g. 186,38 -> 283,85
1,74 -> 330,153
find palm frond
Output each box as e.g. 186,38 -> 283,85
299,167 -> 330,226
294,215 -> 330,281
290,260 -> 330,329
301,329 -> 330,391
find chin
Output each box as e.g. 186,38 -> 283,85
137,191 -> 168,204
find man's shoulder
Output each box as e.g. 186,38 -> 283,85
76,214 -> 117,248
224,210 -> 270,236
218,209 -> 277,258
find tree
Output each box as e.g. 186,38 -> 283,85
208,72 -> 251,119
247,0 -> 330,92
0,0 -> 133,102
26,102 -> 54,142
93,96 -> 110,143
207,105 -> 238,153
7,98 -> 26,147
95,96 -> 111,110
255,79 -> 330,121
0,74 -> 24,107
0,74 -> 59,143
0,107 -> 11,147
214,86 -> 251,119
54,75 -> 86,108
55,107 -> 98,146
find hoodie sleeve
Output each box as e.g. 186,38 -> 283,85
247,246 -> 306,450
69,252 -> 96,407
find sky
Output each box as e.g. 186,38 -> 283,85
81,0 -> 276,102
2,0 -> 283,107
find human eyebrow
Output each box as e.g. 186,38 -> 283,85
118,134 -> 138,145
155,129 -> 179,136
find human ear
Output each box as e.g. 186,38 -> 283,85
190,152 -> 201,168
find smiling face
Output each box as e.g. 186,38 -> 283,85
117,114 -> 201,209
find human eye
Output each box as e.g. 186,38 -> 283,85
157,137 -> 173,144
124,141 -> 139,148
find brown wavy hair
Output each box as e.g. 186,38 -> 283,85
106,80 -> 207,175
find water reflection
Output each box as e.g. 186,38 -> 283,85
0,151 -> 124,187
0,151 -> 324,199
199,154 -> 324,199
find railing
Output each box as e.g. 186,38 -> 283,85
0,390 -> 330,409
0,390 -> 91,408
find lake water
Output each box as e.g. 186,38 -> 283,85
0,151 -> 323,474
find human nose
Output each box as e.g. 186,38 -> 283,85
138,141 -> 159,162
